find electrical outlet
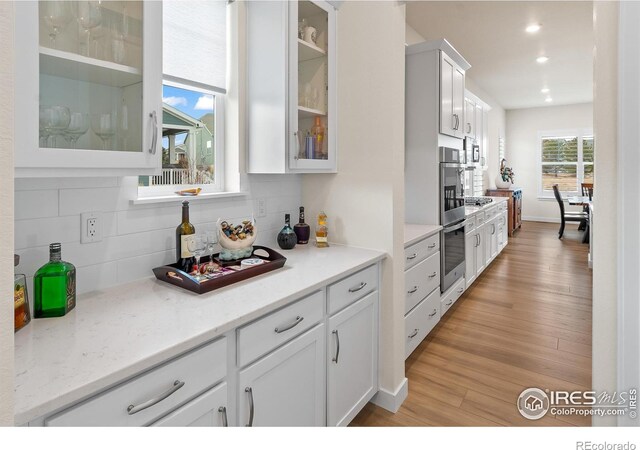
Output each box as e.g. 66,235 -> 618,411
255,198 -> 267,218
81,212 -> 102,243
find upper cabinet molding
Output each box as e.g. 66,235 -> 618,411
406,38 -> 471,71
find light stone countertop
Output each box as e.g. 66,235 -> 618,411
14,243 -> 386,425
404,224 -> 442,247
464,196 -> 508,216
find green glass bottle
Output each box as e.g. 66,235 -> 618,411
34,243 -> 76,318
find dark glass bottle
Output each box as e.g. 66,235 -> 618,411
293,206 -> 311,244
176,201 -> 196,273
34,243 -> 76,318
277,214 -> 297,250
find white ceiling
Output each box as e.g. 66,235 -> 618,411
406,1 -> 594,110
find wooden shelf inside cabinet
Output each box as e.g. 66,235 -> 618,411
298,39 -> 326,62
298,106 -> 326,119
40,47 -> 142,88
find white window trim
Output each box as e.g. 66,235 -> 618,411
537,128 -> 593,199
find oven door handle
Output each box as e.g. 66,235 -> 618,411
443,220 -> 467,233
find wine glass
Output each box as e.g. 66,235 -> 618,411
190,235 -> 208,280
41,106 -> 70,148
42,1 -> 72,49
205,230 -> 218,269
91,112 -> 116,150
64,112 -> 89,148
76,1 -> 102,58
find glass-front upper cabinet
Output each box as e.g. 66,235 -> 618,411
15,1 -> 161,177
247,0 -> 337,174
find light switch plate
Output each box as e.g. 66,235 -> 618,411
81,212 -> 102,244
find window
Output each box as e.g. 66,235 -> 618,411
139,0 -> 227,198
538,130 -> 594,196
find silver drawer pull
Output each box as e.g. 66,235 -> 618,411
127,380 -> 184,415
274,316 -> 303,333
446,300 -> 453,307
427,243 -> 436,249
407,286 -> 418,294
428,272 -> 437,278
245,387 -> 254,427
457,288 -> 464,294
332,330 -> 340,363
406,253 -> 418,260
428,309 -> 437,318
218,406 -> 228,427
348,282 -> 367,293
408,328 -> 419,339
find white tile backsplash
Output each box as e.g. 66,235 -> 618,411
15,175 -> 302,295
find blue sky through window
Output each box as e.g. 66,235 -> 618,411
162,85 -> 215,122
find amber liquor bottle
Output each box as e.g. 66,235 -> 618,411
315,211 -> 329,248
293,207 -> 311,244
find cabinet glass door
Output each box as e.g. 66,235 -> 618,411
38,1 -> 143,153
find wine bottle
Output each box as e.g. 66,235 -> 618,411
34,243 -> 76,318
315,211 -> 329,248
293,206 -> 311,244
176,200 -> 196,273
277,214 -> 297,250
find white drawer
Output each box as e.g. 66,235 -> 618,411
151,382 -> 228,427
328,264 -> 378,314
405,289 -> 440,359
404,234 -> 439,270
485,206 -> 498,220
440,277 -> 466,316
465,215 -> 476,233
475,211 -> 486,225
46,338 -> 227,426
238,290 -> 324,367
404,252 -> 440,315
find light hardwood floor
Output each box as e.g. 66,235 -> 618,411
352,221 -> 592,426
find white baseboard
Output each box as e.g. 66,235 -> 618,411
522,216 -> 561,224
370,377 -> 408,413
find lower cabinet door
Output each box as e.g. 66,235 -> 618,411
238,324 -> 325,426
475,226 -> 486,277
151,382 -> 229,427
465,232 -> 476,288
327,292 -> 378,427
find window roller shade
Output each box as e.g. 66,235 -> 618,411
163,0 -> 227,93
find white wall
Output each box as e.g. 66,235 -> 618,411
505,103 -> 593,222
0,0 -> 15,426
592,0 -> 618,427
303,1 -> 407,409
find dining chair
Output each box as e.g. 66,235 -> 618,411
581,182 -> 594,201
552,184 -> 589,239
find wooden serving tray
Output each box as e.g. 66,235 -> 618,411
152,246 -> 287,295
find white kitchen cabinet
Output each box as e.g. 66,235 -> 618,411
151,382 -> 229,427
475,222 -> 487,277
327,291 -> 377,427
14,1 -> 162,177
488,217 -> 499,262
247,0 -> 337,173
440,51 -> 466,139
465,231 -> 477,288
498,210 -> 508,251
238,325 -> 325,426
464,98 -> 476,138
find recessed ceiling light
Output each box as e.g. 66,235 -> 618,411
541,88 -> 550,94
536,56 -> 549,64
526,24 -> 541,33
545,97 -> 553,103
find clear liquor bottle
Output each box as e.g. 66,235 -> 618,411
34,243 -> 76,318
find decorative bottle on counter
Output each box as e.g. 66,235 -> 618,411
176,200 -> 196,273
277,214 -> 297,250
34,243 -> 76,318
14,254 -> 31,332
312,117 -> 325,159
315,211 -> 329,248
293,206 -> 311,244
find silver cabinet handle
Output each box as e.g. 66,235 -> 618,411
446,300 -> 453,306
467,123 -> 471,133
293,131 -> 300,159
457,288 -> 464,294
408,286 -> 418,294
406,253 -> 417,260
148,111 -> 158,155
428,243 -> 436,249
332,330 -> 340,363
245,387 -> 254,427
218,406 -> 228,427
348,282 -> 367,293
274,316 -> 303,333
127,380 -> 184,415
408,328 -> 419,339
428,309 -> 437,318
475,234 -> 480,247
428,272 -> 437,278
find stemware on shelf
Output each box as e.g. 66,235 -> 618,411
64,112 -> 90,148
40,106 -> 71,148
90,112 -> 116,150
42,1 -> 72,49
76,1 -> 102,58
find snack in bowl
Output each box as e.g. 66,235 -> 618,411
217,218 -> 258,260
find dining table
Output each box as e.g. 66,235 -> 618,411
566,195 -> 592,243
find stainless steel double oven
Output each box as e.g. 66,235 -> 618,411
439,147 -> 467,292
